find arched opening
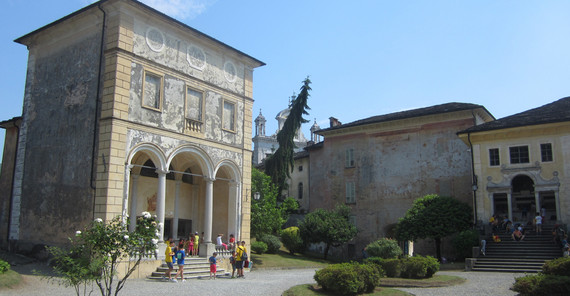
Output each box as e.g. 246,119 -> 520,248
511,175 -> 534,222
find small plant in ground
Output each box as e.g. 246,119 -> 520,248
365,238 -> 402,259
365,257 -> 401,278
259,234 -> 281,254
400,255 -> 440,279
0,259 -> 10,274
314,262 -> 383,295
251,241 -> 268,254
281,226 -> 305,254
511,257 -> 570,295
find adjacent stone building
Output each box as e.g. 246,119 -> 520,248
458,97 -> 570,226
309,103 -> 494,257
0,0 -> 264,254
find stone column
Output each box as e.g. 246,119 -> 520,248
507,192 -> 513,221
228,180 -> 239,239
128,175 -> 139,232
534,191 -> 541,217
156,169 -> 167,242
173,180 -> 181,239
122,165 -> 133,227
200,177 -> 215,256
554,191 -> 561,222
488,192 -> 494,217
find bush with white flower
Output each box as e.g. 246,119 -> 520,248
47,213 -> 159,296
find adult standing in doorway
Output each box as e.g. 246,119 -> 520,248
193,232 -> 200,256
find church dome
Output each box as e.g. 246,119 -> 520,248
276,107 -> 290,120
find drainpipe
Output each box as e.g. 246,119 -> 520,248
468,111 -> 478,225
90,3 -> 107,219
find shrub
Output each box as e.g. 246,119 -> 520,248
0,259 -> 10,274
281,226 -> 305,254
365,257 -> 401,278
400,256 -> 440,279
452,229 -> 479,260
259,234 -> 281,254
542,257 -> 570,276
314,262 -> 382,295
512,274 -> 570,296
251,241 -> 268,254
365,238 -> 402,259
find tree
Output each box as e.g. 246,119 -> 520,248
47,213 -> 159,296
251,168 -> 298,238
395,194 -> 472,261
299,204 -> 358,259
264,77 -> 311,196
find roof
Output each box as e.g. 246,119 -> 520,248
458,96 -> 570,134
14,0 -> 265,67
317,102 -> 489,134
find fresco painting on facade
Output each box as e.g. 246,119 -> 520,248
0,0 -> 264,259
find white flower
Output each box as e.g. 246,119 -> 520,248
75,231 -> 81,236
141,211 -> 151,219
124,235 -> 129,240
151,239 -> 158,245
94,218 -> 103,223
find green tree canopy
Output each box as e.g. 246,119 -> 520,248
395,194 -> 472,261
251,168 -> 298,238
299,204 -> 358,259
264,77 -> 311,196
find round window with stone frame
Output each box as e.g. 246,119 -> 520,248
224,61 -> 237,83
187,45 -> 206,71
145,27 -> 165,52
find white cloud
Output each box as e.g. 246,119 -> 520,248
140,0 -> 216,20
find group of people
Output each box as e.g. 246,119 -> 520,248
552,224 -> 569,257
489,208 -> 546,238
162,233 -> 247,282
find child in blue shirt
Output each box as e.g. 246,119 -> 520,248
174,242 -> 186,282
209,252 -> 218,279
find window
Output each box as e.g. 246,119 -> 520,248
186,88 -> 203,121
349,215 -> 356,227
223,100 -> 236,131
298,165 -> 303,172
346,181 -> 356,204
140,159 -> 158,178
345,148 -> 355,168
541,143 -> 553,162
182,168 -> 193,184
509,146 -> 529,164
142,71 -> 162,110
489,148 -> 500,166
298,182 -> 303,199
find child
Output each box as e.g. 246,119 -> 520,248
174,242 -> 186,282
535,212 -> 543,234
163,240 -> 176,282
209,252 -> 218,279
229,251 -> 236,278
188,236 -> 194,257
492,233 -> 501,242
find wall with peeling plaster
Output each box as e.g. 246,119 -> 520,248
309,114 -> 476,257
17,32 -> 101,247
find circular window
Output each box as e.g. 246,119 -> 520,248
187,45 -> 206,70
145,27 -> 165,52
224,61 -> 237,82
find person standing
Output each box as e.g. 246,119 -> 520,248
229,251 -> 237,278
209,252 -> 218,279
174,242 -> 186,282
193,232 -> 200,256
163,240 -> 176,282
535,212 -> 543,234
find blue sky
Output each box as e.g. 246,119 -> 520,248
2,0 -> 570,155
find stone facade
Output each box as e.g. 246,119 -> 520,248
1,0 -> 264,253
309,103 -> 494,258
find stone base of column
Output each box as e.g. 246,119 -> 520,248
156,242 -> 167,260
199,242 -> 216,257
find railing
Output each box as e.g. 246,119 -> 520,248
215,244 -> 235,258
185,118 -> 203,133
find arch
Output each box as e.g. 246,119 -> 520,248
511,175 -> 535,193
214,159 -> 242,182
167,145 -> 214,179
127,143 -> 167,171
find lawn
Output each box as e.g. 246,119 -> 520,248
0,269 -> 23,290
283,284 -> 412,296
251,251 -> 330,269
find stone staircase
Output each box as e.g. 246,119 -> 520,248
472,224 -> 562,273
148,256 -> 230,280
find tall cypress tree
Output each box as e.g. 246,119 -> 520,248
264,77 -> 311,197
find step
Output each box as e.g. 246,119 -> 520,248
472,267 -> 541,273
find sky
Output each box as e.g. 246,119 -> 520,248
2,0 -> 570,155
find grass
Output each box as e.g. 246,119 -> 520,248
251,250 -> 330,269
283,284 -> 412,296
0,270 -> 23,290
379,274 -> 466,287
